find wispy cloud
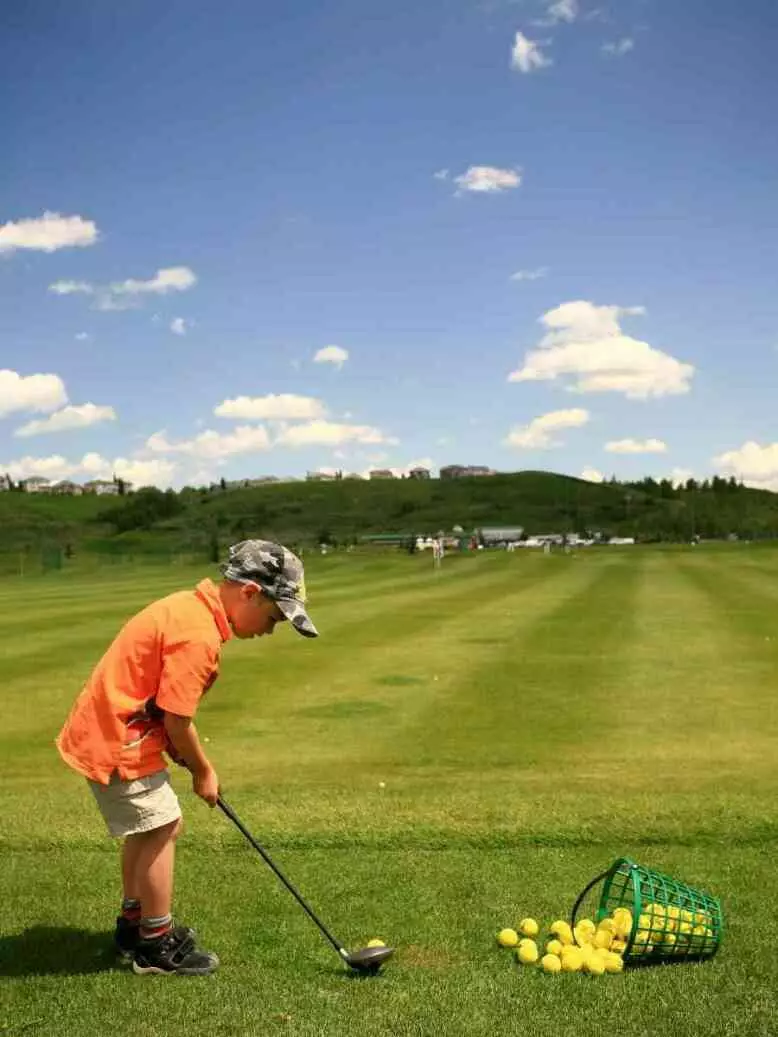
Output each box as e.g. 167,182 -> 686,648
214,394 -> 327,421
453,166 -> 522,194
504,408 -> 590,449
0,212 -> 98,254
313,345 -> 349,368
605,438 -> 667,454
534,0 -> 578,25
510,267 -> 548,282
14,403 -> 117,438
170,317 -> 191,336
49,267 -> 197,312
602,37 -> 635,57
510,32 -> 552,74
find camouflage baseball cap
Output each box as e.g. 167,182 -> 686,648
219,539 -> 318,638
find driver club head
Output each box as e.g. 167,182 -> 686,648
344,945 -> 395,974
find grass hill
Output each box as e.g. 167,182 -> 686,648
1,470 -> 777,567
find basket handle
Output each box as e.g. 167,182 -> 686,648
570,867 -> 611,929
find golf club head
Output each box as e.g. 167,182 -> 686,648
345,945 -> 395,973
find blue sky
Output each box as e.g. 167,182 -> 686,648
2,0 -> 777,489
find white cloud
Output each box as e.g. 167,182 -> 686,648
452,166 -> 522,194
113,457 -> 177,488
602,38 -> 635,56
170,317 -> 190,336
547,0 -> 578,23
49,280 -> 94,296
605,438 -> 667,454
433,169 -> 449,180
0,212 -> 98,254
510,267 -> 548,282
145,426 -> 272,460
111,267 -> 197,297
0,369 -> 68,417
75,332 -> 90,341
511,32 -> 552,74
504,407 -> 590,449
14,403 -> 117,437
581,466 -> 604,483
313,345 -> 349,368
714,442 -> 778,491
214,394 -> 327,421
276,420 -> 398,448
508,300 -> 694,399
0,452 -> 176,488
669,467 -> 695,488
49,266 -> 197,312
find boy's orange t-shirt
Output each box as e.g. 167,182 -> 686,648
56,578 -> 233,785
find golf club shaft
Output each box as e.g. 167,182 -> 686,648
216,795 -> 348,959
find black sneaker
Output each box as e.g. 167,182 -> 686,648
115,918 -> 197,965
132,929 -> 219,976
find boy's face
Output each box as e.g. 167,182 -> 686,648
229,583 -> 287,639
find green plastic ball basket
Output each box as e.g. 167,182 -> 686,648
571,857 -> 723,966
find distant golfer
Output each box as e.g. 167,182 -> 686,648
55,540 -> 318,976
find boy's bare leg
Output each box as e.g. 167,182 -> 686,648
122,819 -> 181,928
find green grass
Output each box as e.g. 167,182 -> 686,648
1,546 -> 777,1036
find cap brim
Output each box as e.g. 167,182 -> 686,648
277,598 -> 319,638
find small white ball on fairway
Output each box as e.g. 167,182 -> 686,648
378,782 -> 386,788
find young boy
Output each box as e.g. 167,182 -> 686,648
56,539 -> 318,976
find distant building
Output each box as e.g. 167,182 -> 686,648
479,526 -> 524,545
22,476 -> 52,493
439,465 -> 496,479
408,466 -> 431,480
369,469 -> 395,480
306,470 -> 341,482
0,475 -> 11,492
50,480 -> 84,496
83,479 -> 120,496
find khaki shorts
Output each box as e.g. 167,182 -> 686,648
88,769 -> 182,838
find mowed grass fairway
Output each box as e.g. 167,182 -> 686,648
2,546 -> 777,1036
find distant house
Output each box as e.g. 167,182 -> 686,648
306,470 -> 340,482
50,480 -> 84,496
408,466 -> 431,480
22,476 -> 52,493
83,479 -> 120,496
439,464 -> 496,479
369,469 -> 395,480
479,526 -> 524,545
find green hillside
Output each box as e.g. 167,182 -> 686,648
1,471 -> 777,566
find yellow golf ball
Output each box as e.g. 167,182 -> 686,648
541,953 -> 562,974
516,940 -> 539,964
546,939 -> 563,957
560,947 -> 583,973
519,918 -> 539,938
497,928 -> 519,948
366,939 -> 386,948
604,952 -> 624,973
550,921 -> 574,945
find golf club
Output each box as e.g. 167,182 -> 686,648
217,794 -> 394,974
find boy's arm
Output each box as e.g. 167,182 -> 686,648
163,711 -> 219,806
